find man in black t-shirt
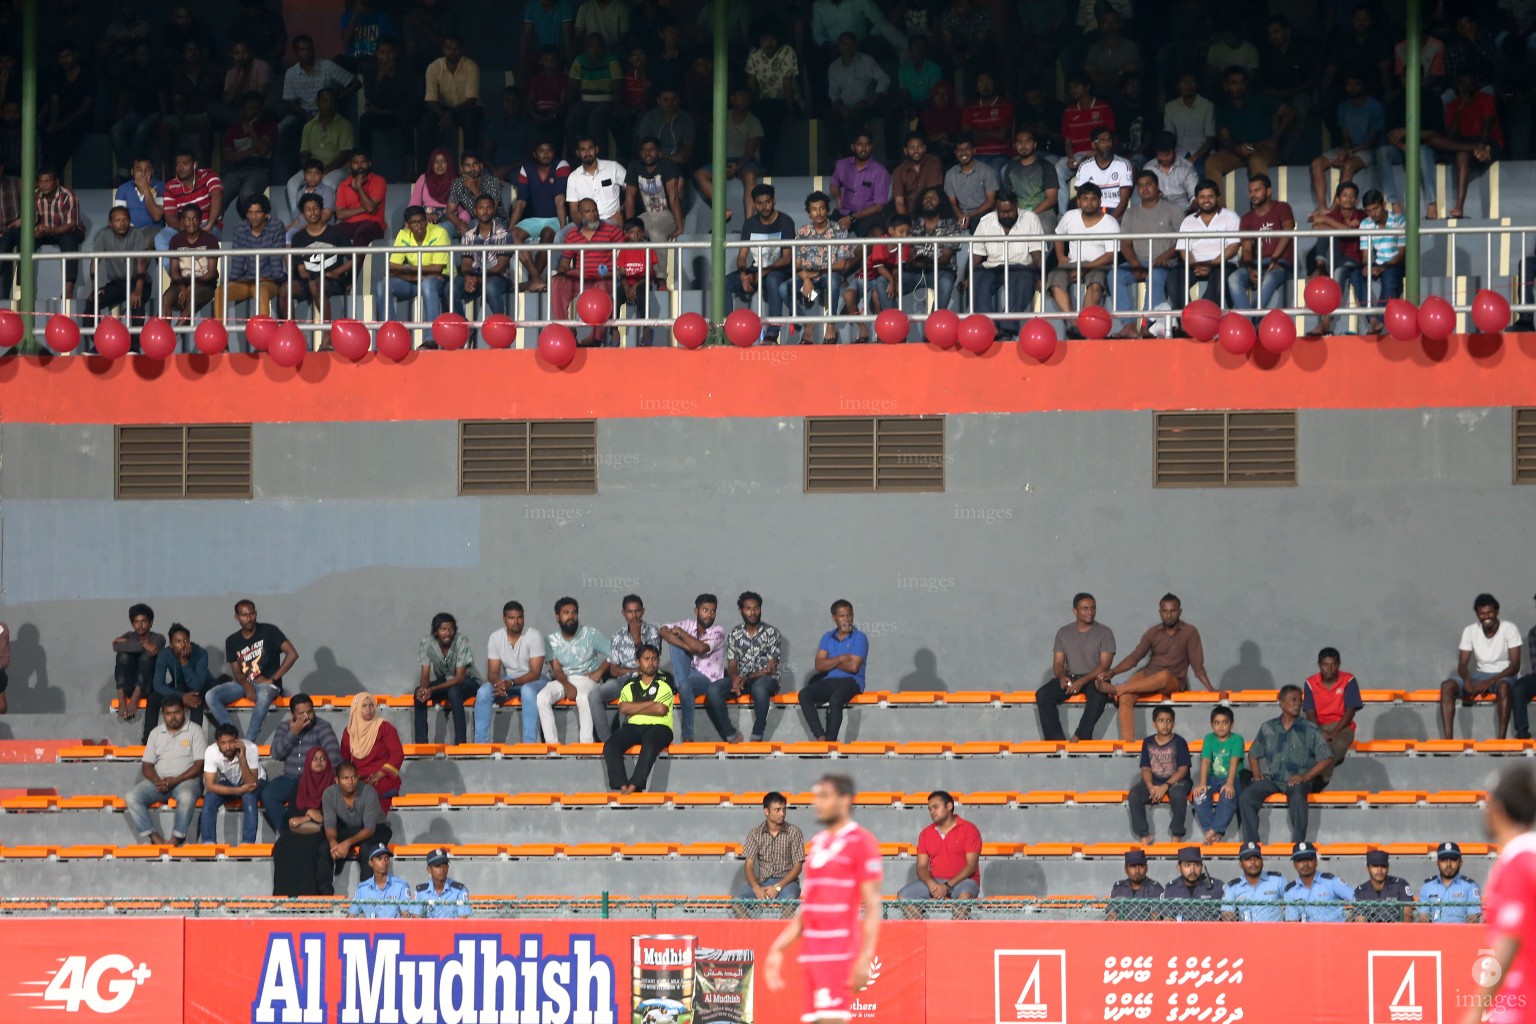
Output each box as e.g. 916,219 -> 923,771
729,184 -> 795,343
208,599 -> 299,741
288,192 -> 356,321
624,137 -> 684,246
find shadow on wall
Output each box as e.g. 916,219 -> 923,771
1218,640 -> 1275,691
7,624 -> 66,713
296,646 -> 363,697
898,648 -> 947,692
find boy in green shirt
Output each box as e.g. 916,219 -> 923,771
1193,705 -> 1245,843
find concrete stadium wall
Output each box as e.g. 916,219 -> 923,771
1,406 -> 1530,715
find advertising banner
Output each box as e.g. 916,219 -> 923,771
925,921 -> 1491,1024
182,918 -> 926,1024
0,917 -> 184,1023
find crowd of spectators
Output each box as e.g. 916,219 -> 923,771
4,1 -> 1534,345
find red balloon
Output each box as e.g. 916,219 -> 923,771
245,314 -> 276,351
44,314 -> 80,354
269,321 -> 306,367
376,321 -> 413,361
1182,299 -> 1222,341
140,318 -> 178,359
1217,313 -> 1256,355
1077,304 -> 1112,340
1417,295 -> 1456,342
673,312 -> 708,349
577,286 -> 613,326
481,313 -> 518,349
874,308 -> 910,344
724,308 -> 761,347
0,308 -> 23,347
1258,309 -> 1297,353
1470,289 -> 1511,333
193,319 -> 228,355
1019,319 -> 1058,361
1384,298 -> 1419,341
93,316 -> 132,359
331,319 -> 372,361
925,309 -> 960,348
433,312 -> 470,350
1304,276 -> 1341,316
538,324 -> 577,367
958,313 -> 996,353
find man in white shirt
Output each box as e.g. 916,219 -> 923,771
1047,182 -> 1120,322
1440,593 -> 1524,740
476,600 -> 547,744
1145,131 -> 1199,211
825,33 -> 890,162
1162,72 -> 1216,168
125,695 -> 208,845
1167,179 -> 1241,313
565,134 -> 626,224
200,722 -> 268,845
1073,128 -> 1134,218
969,191 -> 1045,340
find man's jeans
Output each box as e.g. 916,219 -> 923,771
475,679 -> 545,743
971,265 -> 1040,335
1369,265 -> 1404,305
706,675 -> 780,741
732,268 -> 790,337
375,276 -> 448,340
1227,263 -> 1292,315
668,645 -> 720,742
414,677 -> 477,744
125,777 -> 202,840
205,680 -> 280,740
733,873 -> 802,900
453,274 -> 510,320
201,779 -> 267,845
261,773 -> 299,835
1112,263 -> 1170,330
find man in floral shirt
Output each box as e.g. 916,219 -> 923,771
590,593 -> 661,742
710,591 -> 784,743
783,190 -> 853,343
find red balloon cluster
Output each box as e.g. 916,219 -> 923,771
1417,296 -> 1455,342
1383,299 -> 1419,342
1258,310 -> 1296,354
245,315 -> 276,351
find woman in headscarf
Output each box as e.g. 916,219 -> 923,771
341,693 -> 404,812
271,746 -> 337,897
409,148 -> 458,237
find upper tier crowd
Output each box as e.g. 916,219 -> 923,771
4,1 -> 1536,345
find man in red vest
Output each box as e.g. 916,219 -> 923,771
1302,646 -> 1363,789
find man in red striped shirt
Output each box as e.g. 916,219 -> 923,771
960,71 -> 1014,173
1301,646 -> 1363,788
766,773 -> 882,1024
0,167 -> 84,295
552,197 -> 626,346
155,150 -> 224,250
1054,74 -> 1115,214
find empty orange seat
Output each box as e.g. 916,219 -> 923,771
1000,691 -> 1039,704
728,742 -> 779,755
444,744 -> 496,756
894,741 -> 951,755
504,793 -> 561,806
1169,692 -> 1220,702
673,792 -> 729,806
1,846 -> 59,858
1225,690 -> 1279,703
878,842 -> 915,856
1360,690 -> 1405,702
1009,741 -> 1064,754
390,794 -> 448,808
617,792 -> 669,806
1,794 -> 57,810
621,843 -> 677,857
1367,792 -> 1425,805
839,741 -> 897,755
981,842 -> 1022,856
556,743 -> 604,756
782,742 -> 835,755
1021,843 -> 1082,857
449,844 -> 504,857
1474,740 -> 1532,753
1308,791 -> 1366,805
56,746 -> 112,760
219,843 -> 272,858
1017,791 -> 1070,805
1404,689 -> 1447,702
447,794 -> 500,807
1416,739 -> 1473,753
1065,740 -> 1124,754
499,743 -> 556,756
57,845 -> 113,858
848,692 -> 882,705
1354,740 -> 1411,753
853,792 -> 901,805
505,844 -> 560,857
565,843 -> 621,857
402,744 -> 444,757
885,692 -> 942,704
943,691 -> 1001,704
959,792 -> 1014,805
560,793 -> 612,806
677,842 -> 738,856
1081,843 -> 1137,857
1424,791 -> 1484,804
667,742 -> 724,755
954,741 -> 1007,755
1073,791 -> 1127,804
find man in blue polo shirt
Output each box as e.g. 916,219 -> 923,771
1283,841 -> 1353,921
114,157 -> 165,231
1222,840 -> 1286,921
350,845 -> 414,918
799,599 -> 869,742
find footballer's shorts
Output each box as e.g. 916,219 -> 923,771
800,958 -> 854,1022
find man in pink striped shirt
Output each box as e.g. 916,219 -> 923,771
659,594 -> 727,743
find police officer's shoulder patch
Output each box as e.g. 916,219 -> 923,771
1423,876 -> 1438,885
1228,877 -> 1242,887
416,882 -> 430,891
1462,875 -> 1477,884
449,880 -> 467,890
1320,872 -> 1337,878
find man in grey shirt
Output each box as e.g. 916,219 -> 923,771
91,204 -> 151,329
943,135 -> 1000,229
323,761 -> 391,867
1035,593 -> 1117,742
1112,169 -> 1184,337
261,693 -> 342,836
590,593 -> 659,741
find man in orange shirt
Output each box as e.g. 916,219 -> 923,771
1302,647 -> 1363,788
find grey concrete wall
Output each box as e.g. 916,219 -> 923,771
1,409 -> 1530,716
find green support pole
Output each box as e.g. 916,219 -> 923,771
709,0 -> 728,326
1403,0 -> 1421,302
18,0 -> 38,351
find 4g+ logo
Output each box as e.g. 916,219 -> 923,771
31,955 -> 152,1014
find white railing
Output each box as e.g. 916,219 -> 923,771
3,223 -> 1532,351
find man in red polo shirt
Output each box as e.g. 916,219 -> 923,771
896,790 -> 982,912
1302,646 -> 1363,788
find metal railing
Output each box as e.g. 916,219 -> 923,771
0,894 -> 1484,920
3,223 -> 1533,351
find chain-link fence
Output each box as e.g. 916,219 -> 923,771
0,895 -> 1482,921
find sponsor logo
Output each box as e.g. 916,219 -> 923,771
15,954 -> 152,1014
994,950 -> 1066,1024
1367,951 -> 1442,1024
249,932 -> 618,1024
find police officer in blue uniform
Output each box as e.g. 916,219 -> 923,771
1222,840 -> 1286,921
416,847 -> 472,918
350,844 -> 415,918
1351,849 -> 1414,922
1107,848 -> 1165,919
1283,840 -> 1353,921
1161,846 -> 1225,921
1417,841 -> 1483,923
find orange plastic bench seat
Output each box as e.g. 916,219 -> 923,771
1367,792 -> 1426,805
677,842 -> 738,856
1416,740 -> 1473,753
390,794 -> 448,808
1355,740 -> 1411,753
1424,791 -> 1484,804
943,691 -> 1001,704
727,742 -> 779,755
1009,741 -> 1065,754
1017,791 -> 1070,805
220,843 -> 272,858
621,843 -> 678,857
450,844 -> 505,857
505,844 -> 560,857
1,795 -> 58,810
555,743 -> 604,756
504,793 -> 561,806
1000,691 -> 1039,704
57,845 -> 114,858
782,742 -> 836,755
1169,692 -> 1222,703
673,792 -> 729,806
840,741 -> 897,755
853,792 -> 902,806
848,693 -> 882,705
500,743 -> 557,756
1065,740 -> 1125,754
1360,690 -> 1406,702
565,844 -> 621,857
1474,740 -> 1532,753
878,843 -> 916,857
954,741 -> 1007,755
894,741 -> 952,756
560,793 -> 612,806
0,846 -> 59,858
960,792 -> 1014,806
403,744 -> 445,757
886,692 -> 943,704
443,744 -> 497,756
1075,791 -> 1129,804
617,792 -> 669,806
982,842 -> 1022,856
57,746 -> 113,760
447,794 -> 500,807
1022,843 -> 1082,857
1308,791 -> 1366,805
665,742 -> 723,755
